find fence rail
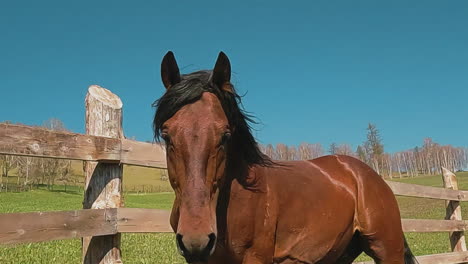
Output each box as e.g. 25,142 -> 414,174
0,208 -> 172,245
1,211 -> 466,246
355,251 -> 468,264
0,123 -> 166,168
1,85 -> 467,264
386,180 -> 468,201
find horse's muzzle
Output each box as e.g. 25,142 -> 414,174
176,232 -> 217,263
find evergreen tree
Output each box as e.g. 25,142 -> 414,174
329,142 -> 338,155
364,123 -> 384,175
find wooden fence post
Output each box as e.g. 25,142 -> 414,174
82,85 -> 124,264
442,167 -> 467,252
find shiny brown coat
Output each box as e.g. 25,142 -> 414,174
208,156 -> 405,263
153,51 -> 417,264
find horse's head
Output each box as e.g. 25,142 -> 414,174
153,52 -> 269,262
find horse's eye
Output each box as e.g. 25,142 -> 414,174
220,132 -> 231,145
161,132 -> 171,144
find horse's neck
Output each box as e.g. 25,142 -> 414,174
215,162 -> 245,243
216,163 -> 264,245
216,177 -> 231,245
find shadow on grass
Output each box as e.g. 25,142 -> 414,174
48,189 -> 82,195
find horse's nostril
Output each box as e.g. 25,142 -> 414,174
176,233 -> 217,262
176,233 -> 187,256
205,233 -> 217,254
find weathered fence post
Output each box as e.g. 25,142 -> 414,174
83,85 -> 124,264
442,167 -> 467,252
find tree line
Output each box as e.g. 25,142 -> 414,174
0,118 -> 74,192
259,123 -> 468,178
1,120 -> 466,190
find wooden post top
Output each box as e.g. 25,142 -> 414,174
443,167 -> 458,190
88,85 -> 123,110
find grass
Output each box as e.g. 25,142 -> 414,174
2,172 -> 468,263
0,189 -> 182,264
2,161 -> 173,194
122,165 -> 172,193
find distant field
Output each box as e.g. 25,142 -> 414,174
2,160 -> 173,193
122,164 -> 172,193
1,172 -> 468,263
71,161 -> 173,193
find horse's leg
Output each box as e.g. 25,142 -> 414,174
242,250 -> 270,264
357,194 -> 406,263
337,156 -> 406,264
335,232 -> 363,264
360,233 -> 405,264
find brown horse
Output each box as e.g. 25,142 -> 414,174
152,52 -> 418,264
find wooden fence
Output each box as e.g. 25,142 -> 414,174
0,85 -> 467,263
0,85 -> 170,264
355,169 -> 468,264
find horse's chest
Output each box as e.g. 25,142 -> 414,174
220,184 -> 263,261
228,194 -> 257,247
221,175 -> 357,264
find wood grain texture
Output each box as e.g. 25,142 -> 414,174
0,124 -> 168,168
116,208 -> 172,233
0,123 -> 121,161
354,251 -> 468,264
83,85 -> 123,264
0,208 -> 172,245
402,219 -> 468,232
385,180 -> 468,201
442,167 -> 467,252
5,212 -> 464,245
0,209 -> 117,245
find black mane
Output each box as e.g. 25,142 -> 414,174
152,70 -> 272,167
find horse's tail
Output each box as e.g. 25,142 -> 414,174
404,236 -> 419,264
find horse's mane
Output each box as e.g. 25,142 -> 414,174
152,70 -> 273,168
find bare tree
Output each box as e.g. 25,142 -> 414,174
288,146 -> 298,161
256,136 -> 467,178
41,118 -> 72,190
258,144 -> 267,156
276,143 -> 289,160
56,160 -> 73,191
309,143 -> 324,159
15,156 -> 36,191
264,144 -> 275,159
387,140 -> 468,178
356,145 -> 368,164
0,155 -> 17,192
42,117 -> 66,131
393,152 -> 403,178
298,143 -> 312,160
335,144 -> 354,156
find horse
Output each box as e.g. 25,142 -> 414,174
152,51 -> 418,264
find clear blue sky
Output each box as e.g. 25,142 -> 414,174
1,1 -> 467,153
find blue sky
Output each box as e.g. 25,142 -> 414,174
1,1 -> 467,153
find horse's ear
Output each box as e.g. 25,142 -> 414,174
212,52 -> 232,92
161,51 -> 181,90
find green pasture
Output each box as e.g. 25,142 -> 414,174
2,161 -> 173,194
1,172 -> 468,263
0,190 -> 183,264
